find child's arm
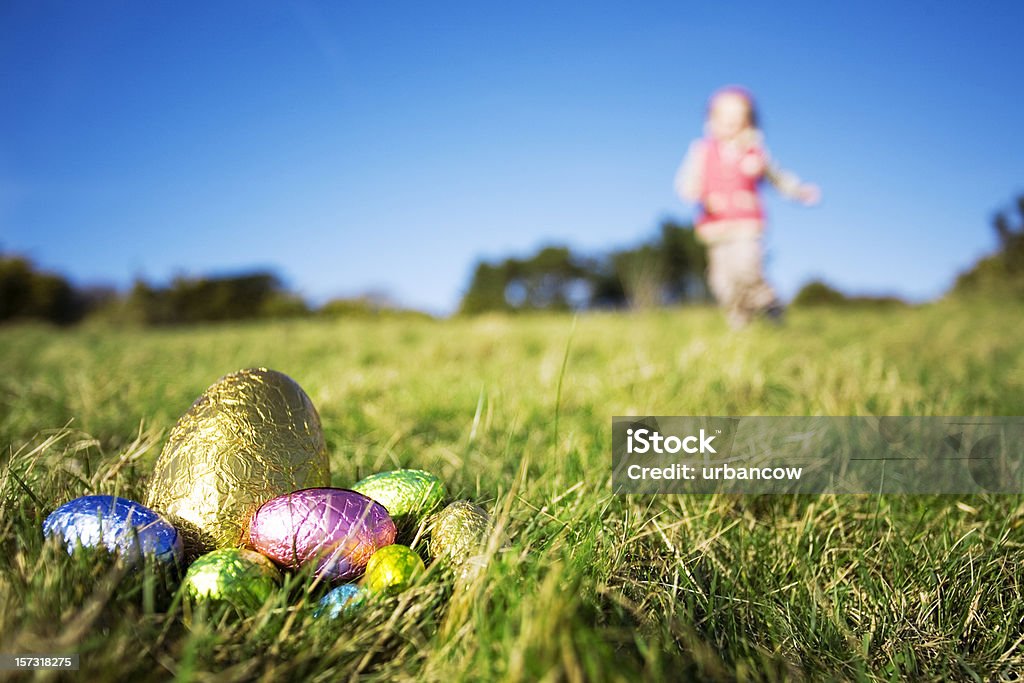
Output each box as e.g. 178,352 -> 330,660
674,139 -> 706,204
764,150 -> 820,205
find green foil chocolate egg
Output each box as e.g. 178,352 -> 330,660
351,469 -> 446,531
182,548 -> 281,612
361,545 -> 425,596
145,368 -> 331,555
427,501 -> 490,575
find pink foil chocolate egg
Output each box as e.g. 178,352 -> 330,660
248,488 -> 395,580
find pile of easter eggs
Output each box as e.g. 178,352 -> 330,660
42,368 -> 494,617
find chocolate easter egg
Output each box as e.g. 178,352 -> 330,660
248,488 -> 396,581
145,368 -> 330,554
428,501 -> 490,577
43,495 -> 183,566
361,544 -> 425,596
182,548 -> 280,611
315,583 -> 365,618
351,469 -> 446,531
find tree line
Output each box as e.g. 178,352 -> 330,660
4,194 -> 1021,326
460,193 -> 1024,313
0,259 -> 423,326
459,220 -> 710,313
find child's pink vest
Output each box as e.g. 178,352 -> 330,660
697,138 -> 766,227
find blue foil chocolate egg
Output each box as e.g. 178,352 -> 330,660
43,495 -> 183,566
315,583 -> 365,618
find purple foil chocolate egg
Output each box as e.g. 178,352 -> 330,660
248,488 -> 395,581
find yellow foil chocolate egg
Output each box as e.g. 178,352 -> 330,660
145,368 -> 330,554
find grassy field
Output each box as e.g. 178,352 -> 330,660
2,301 -> 1023,682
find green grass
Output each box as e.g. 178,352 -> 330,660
1,301 -> 1023,681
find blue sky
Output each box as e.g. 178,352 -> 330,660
2,2 -> 1022,314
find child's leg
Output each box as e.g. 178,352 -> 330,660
707,240 -> 752,329
731,236 -> 778,319
701,220 -> 768,329
706,241 -> 735,311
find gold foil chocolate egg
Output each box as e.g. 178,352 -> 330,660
427,500 -> 490,577
146,368 -> 330,554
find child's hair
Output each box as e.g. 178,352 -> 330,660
707,85 -> 759,129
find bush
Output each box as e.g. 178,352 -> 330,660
792,280 -> 848,306
319,295 -> 432,320
793,280 -> 906,308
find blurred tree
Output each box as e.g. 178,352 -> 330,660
0,255 -> 83,324
658,220 -> 709,302
952,193 -> 1024,298
513,246 -> 591,310
584,259 -> 626,309
458,220 -> 708,314
612,243 -> 664,309
460,246 -> 591,313
606,222 -> 710,309
460,262 -> 514,314
122,271 -> 298,324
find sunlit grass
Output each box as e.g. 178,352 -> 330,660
1,301 -> 1023,680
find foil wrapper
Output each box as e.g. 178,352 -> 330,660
182,548 -> 281,611
361,544 -> 425,596
42,495 -> 183,566
428,500 -> 490,574
248,488 -> 396,581
145,368 -> 330,555
351,469 -> 446,532
315,583 -> 365,618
